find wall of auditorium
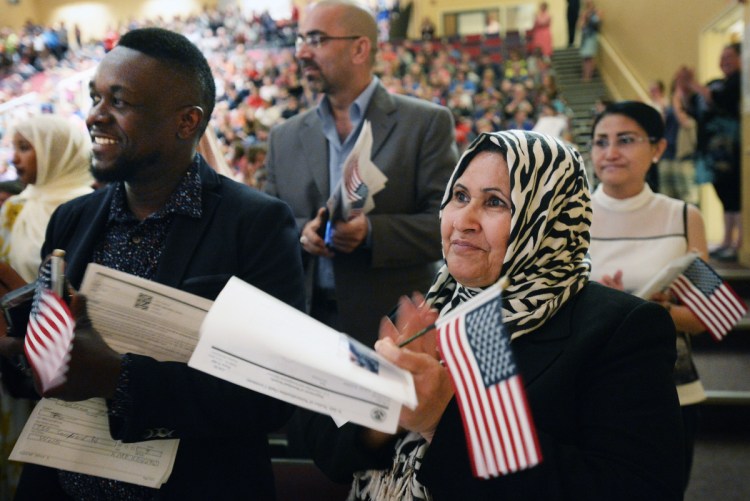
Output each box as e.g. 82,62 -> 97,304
2,0 -> 39,29
0,0 -> 219,41
407,0 -> 567,49
593,0 -> 737,100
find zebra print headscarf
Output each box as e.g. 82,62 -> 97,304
425,130 -> 592,339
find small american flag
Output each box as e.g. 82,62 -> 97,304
23,260 -> 75,392
670,257 -> 747,342
344,160 -> 368,216
437,286 -> 541,478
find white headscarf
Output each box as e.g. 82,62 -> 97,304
424,130 -> 592,339
1,115 -> 93,282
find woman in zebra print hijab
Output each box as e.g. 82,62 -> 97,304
425,129 -> 591,337
332,130 -> 682,500
349,130 -> 592,499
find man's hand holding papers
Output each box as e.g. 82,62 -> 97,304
11,263 -> 213,488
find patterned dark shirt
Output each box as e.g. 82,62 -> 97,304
59,159 -> 202,500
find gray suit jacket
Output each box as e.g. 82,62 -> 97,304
265,82 -> 458,346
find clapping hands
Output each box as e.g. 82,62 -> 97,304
375,293 -> 454,442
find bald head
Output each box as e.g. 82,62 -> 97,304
310,0 -> 378,61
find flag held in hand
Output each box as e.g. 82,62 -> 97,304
436,284 -> 542,479
23,260 -> 75,393
670,257 -> 747,342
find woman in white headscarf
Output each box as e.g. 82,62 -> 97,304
0,114 -> 92,499
0,114 -> 94,282
297,130 -> 685,500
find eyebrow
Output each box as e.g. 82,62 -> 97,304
454,182 -> 505,193
89,81 -> 127,95
594,131 -> 641,137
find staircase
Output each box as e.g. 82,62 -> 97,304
692,260 -> 750,408
687,260 -> 750,500
551,47 -> 608,156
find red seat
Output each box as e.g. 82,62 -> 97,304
465,45 -> 482,57
464,33 -> 483,45
483,35 -> 502,49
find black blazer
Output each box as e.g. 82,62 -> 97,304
27,157 -> 306,500
302,283 -> 685,500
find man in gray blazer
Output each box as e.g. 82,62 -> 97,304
265,0 -> 458,347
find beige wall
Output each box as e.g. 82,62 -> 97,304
592,0 -> 737,100
0,0 -> 217,42
408,0 -> 566,48
1,1 -> 39,29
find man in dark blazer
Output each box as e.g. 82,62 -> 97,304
265,0 -> 458,348
12,28 -> 305,500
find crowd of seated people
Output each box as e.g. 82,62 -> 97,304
1,4 -> 575,189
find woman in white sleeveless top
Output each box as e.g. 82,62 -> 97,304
588,101 -> 708,492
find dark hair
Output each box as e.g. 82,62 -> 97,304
591,100 -> 664,140
118,28 -> 215,135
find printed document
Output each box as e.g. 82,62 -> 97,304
11,264 -> 211,488
189,277 -> 417,434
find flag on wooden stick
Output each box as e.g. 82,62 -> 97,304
436,284 -> 542,478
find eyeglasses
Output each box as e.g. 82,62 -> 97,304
590,134 -> 656,150
295,31 -> 362,50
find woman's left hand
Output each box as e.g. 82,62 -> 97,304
380,292 -> 440,357
375,335 -> 454,443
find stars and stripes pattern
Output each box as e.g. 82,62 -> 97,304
23,260 -> 75,392
437,286 -> 542,478
670,257 -> 747,342
345,160 -> 368,216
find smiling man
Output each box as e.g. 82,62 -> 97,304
12,27 -> 306,500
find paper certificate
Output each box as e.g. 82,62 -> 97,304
189,277 -> 417,434
10,398 -> 178,488
79,263 -> 213,361
11,263 -> 211,487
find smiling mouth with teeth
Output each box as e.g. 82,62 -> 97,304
94,137 -> 117,145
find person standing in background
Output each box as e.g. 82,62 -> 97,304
659,81 -> 700,206
676,43 -> 742,262
530,2 -> 553,57
0,113 -> 93,501
420,17 -> 436,41
567,0 -> 581,47
579,0 -> 602,82
589,101 -> 708,491
265,0 -> 458,347
0,115 -> 93,282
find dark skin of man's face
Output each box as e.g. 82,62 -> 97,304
87,46 -> 195,185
